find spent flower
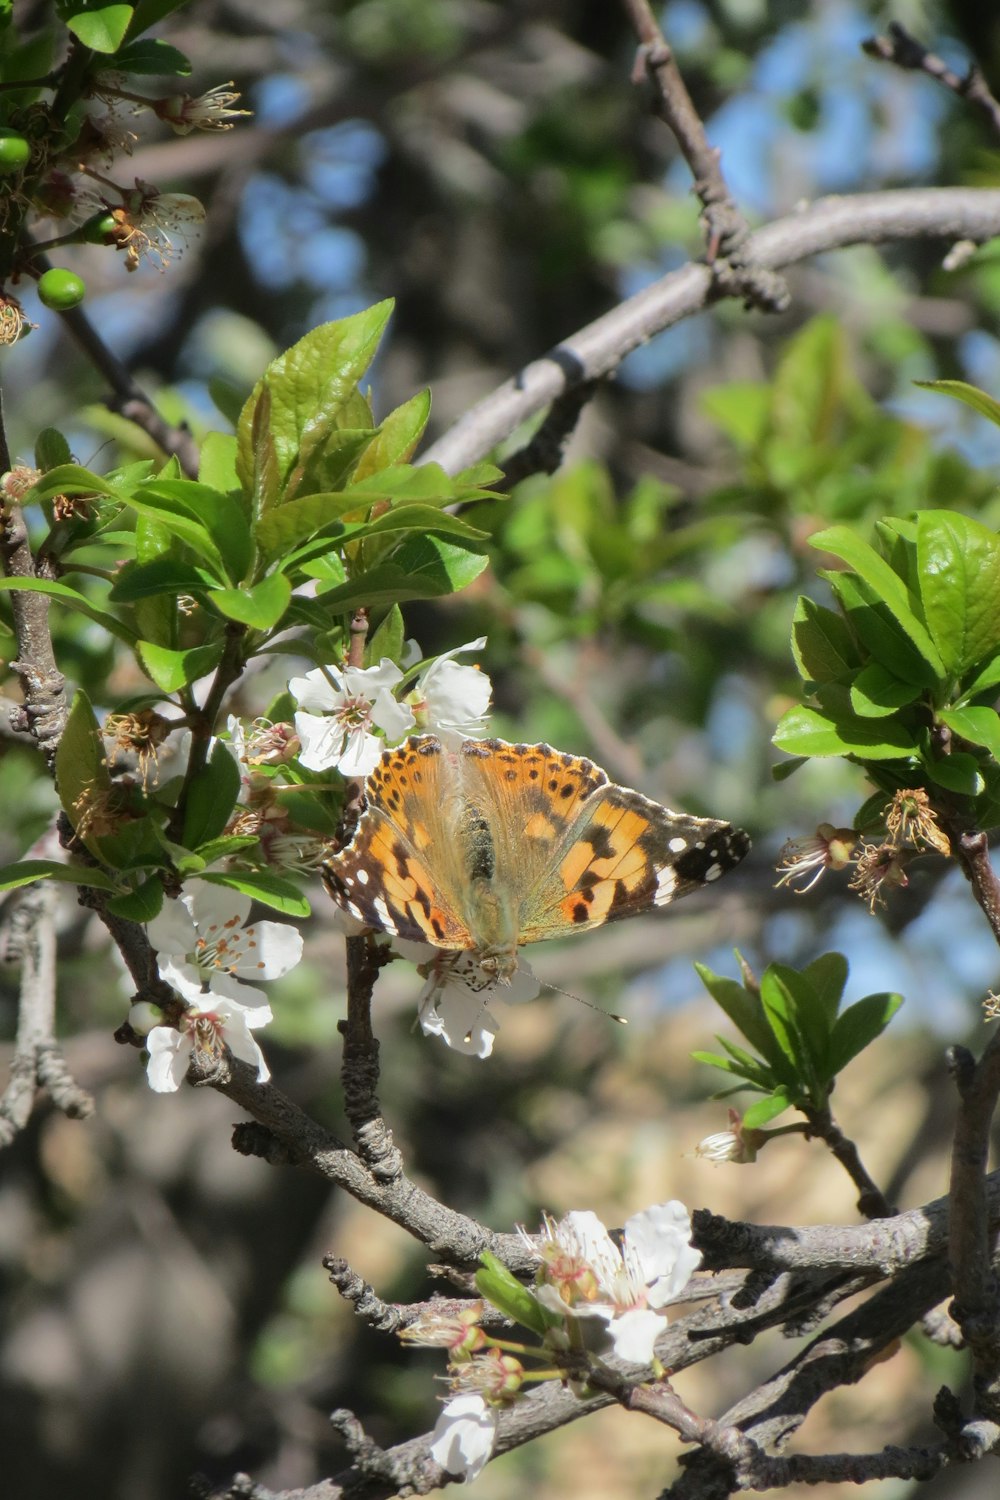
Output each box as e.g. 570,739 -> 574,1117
775,823 -> 857,893
129,991 -> 272,1093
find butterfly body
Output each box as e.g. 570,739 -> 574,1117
323,736 -> 749,980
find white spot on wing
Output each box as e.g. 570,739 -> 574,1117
373,896 -> 394,930
654,866 -> 677,904
356,868 -> 369,885
705,864 -> 723,881
668,836 -> 687,853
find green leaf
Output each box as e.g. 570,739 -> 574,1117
0,576 -> 137,643
137,640 -> 223,693
353,390 -> 431,478
194,870 -> 310,916
66,4 -> 133,52
917,511 -> 1000,676
193,834 -> 260,863
762,964 -> 830,1094
476,1253 -> 551,1336
926,752 -> 984,796
106,876 -> 164,922
0,859 -> 117,892
252,491 -> 366,561
916,378 -> 1000,429
800,952 -> 848,1029
181,741 -> 241,849
939,706 -> 1000,762
110,36 -> 190,72
827,992 -> 903,1075
316,535 -> 489,611
198,432 -> 240,495
811,526 -> 945,678
109,557 -> 217,602
694,961 -> 777,1064
365,606 -> 404,667
849,663 -> 921,718
35,427 -> 72,470
136,479 -> 253,581
773,705 -> 917,760
824,570 -> 940,689
346,503 -> 488,545
741,1090 -> 795,1129
55,691 -> 110,853
126,0 -> 189,35
211,573 -> 291,630
790,596 -> 859,684
236,303 -> 393,510
962,654 -> 1000,700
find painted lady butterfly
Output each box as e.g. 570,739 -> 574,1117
323,736 -> 749,983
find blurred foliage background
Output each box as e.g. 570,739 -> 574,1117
3,1 -> 1000,1497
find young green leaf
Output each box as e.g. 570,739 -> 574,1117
0,859 -> 117,892
916,510 -> 1000,677
106,876 -> 164,922
741,1090 -> 795,1129
849,663 -> 921,719
211,573 -> 292,630
938,706 -> 1000,762
315,535 -> 489,611
194,870 -> 310,917
812,527 -> 944,678
66,4 -> 134,53
800,952 -> 848,1029
55,691 -> 111,854
694,961 -> 777,1063
915,378 -> 1000,429
352,389 -> 431,478
137,640 -> 224,693
790,596 -> 859,684
773,705 -> 917,760
181,741 -> 242,850
826,992 -> 903,1075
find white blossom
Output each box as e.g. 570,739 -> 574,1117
393,942 -> 541,1057
129,992 -> 273,1093
412,637 -> 492,743
146,885 -> 303,1009
289,659 -> 414,776
429,1393 -> 498,1481
532,1203 -> 701,1364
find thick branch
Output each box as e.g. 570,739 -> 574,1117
422,188 -> 1000,474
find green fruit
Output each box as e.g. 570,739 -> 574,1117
79,211 -> 117,245
0,129 -> 31,175
37,268 -> 86,311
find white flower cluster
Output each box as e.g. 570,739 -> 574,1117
426,1202 -> 700,1481
289,635 -> 491,777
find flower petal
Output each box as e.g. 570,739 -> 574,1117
294,711 -> 348,772
419,980 -> 499,1058
607,1307 -> 664,1365
224,918 -> 304,981
188,882 -> 252,933
429,1393 -> 498,1481
145,1026 -> 192,1092
158,958 -> 208,1003
623,1201 -> 701,1308
335,725 -> 385,777
369,687 -> 415,741
146,899 -> 198,957
288,668 -> 341,713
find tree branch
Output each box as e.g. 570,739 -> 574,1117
422,188 -> 1000,474
862,23 -> 1000,141
621,0 -> 788,313
0,881 -> 94,1144
948,1033 -> 1000,1423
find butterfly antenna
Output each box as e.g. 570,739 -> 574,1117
515,964 -> 627,1025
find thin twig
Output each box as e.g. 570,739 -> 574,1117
621,0 -> 788,313
948,1033 -> 1000,1423
863,23 -> 1000,141
0,882 -> 94,1144
800,1099 -> 893,1219
55,300 -> 202,477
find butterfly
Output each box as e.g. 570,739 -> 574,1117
322,736 -> 750,983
